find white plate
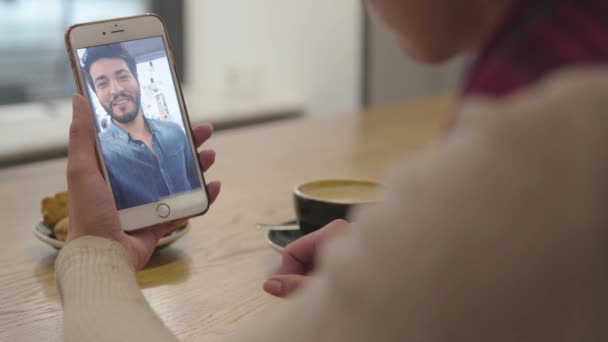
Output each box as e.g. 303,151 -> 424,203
266,225 -> 302,253
33,222 -> 190,250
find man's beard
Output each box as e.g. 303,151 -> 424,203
103,90 -> 142,124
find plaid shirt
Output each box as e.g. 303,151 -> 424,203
464,0 -> 608,97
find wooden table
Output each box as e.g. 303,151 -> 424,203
0,95 -> 452,341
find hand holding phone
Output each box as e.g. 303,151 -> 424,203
67,94 -> 220,270
66,14 -> 214,231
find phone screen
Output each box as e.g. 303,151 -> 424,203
76,36 -> 202,211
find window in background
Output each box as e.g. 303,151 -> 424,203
0,0 -> 184,108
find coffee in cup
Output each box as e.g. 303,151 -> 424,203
293,179 -> 382,235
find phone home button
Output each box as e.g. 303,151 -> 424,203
156,204 -> 171,218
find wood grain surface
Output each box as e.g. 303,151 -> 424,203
0,95 -> 452,341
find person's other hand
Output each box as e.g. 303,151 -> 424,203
263,219 -> 351,298
66,94 -> 221,271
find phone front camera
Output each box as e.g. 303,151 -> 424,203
103,32 -> 106,35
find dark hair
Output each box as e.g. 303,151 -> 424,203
81,43 -> 139,91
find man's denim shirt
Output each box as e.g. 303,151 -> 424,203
100,117 -> 201,210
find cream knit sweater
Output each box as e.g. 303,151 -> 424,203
55,68 -> 608,341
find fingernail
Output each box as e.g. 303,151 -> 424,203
264,279 -> 283,295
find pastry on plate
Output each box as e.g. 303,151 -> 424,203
41,192 -> 68,228
53,217 -> 69,242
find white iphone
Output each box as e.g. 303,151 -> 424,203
65,14 -> 209,231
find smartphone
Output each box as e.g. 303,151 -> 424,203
65,14 -> 209,231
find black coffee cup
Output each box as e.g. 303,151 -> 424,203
293,179 -> 382,235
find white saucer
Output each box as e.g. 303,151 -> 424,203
33,222 -> 190,250
265,221 -> 302,253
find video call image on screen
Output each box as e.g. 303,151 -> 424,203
77,36 -> 201,211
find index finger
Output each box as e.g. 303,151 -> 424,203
68,94 -> 101,176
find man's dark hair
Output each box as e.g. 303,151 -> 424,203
81,43 -> 139,91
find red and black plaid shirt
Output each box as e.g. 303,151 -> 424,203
464,0 -> 608,97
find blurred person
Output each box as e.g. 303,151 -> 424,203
57,0 -> 608,341
82,44 -> 202,210
266,0 -> 608,298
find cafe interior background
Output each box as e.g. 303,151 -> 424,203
0,0 -> 465,168
1,1 -> 469,339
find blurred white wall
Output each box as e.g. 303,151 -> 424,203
366,15 -> 467,106
184,0 -> 364,116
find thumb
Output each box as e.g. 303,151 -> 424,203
263,274 -> 310,298
67,94 -> 99,178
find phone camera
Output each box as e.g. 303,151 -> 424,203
103,32 -> 106,35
